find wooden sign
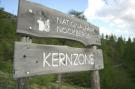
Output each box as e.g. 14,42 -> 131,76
17,0 -> 101,45
14,42 -> 104,78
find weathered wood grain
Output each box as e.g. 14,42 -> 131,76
13,42 -> 103,78
17,0 -> 101,45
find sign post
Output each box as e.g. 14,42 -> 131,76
17,0 -> 101,46
90,46 -> 100,89
16,37 -> 31,89
57,74 -> 62,89
14,42 -> 103,78
14,0 -> 104,89
16,77 -> 29,89
91,70 -> 100,89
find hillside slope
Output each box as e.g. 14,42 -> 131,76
0,10 -> 135,89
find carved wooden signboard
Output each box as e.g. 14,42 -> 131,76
14,42 -> 103,78
17,0 -> 101,45
13,0 -> 104,80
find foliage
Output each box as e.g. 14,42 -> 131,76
30,75 -> 56,86
100,36 -> 135,89
0,7 -> 4,11
69,10 -> 87,21
0,10 -> 135,89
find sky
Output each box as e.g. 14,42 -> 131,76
0,0 -> 135,40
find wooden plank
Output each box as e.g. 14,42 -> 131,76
13,42 -> 104,78
16,36 -> 31,89
91,70 -> 100,89
90,46 -> 101,89
16,78 -> 29,89
17,0 -> 101,45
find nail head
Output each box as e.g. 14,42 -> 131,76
29,9 -> 33,13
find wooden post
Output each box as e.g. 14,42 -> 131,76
58,74 -> 62,83
91,46 -> 100,89
16,37 -> 31,89
16,78 -> 29,89
57,39 -> 66,89
57,74 -> 62,89
91,71 -> 100,89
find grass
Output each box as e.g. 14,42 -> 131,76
0,60 -> 90,89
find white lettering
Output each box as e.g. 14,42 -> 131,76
56,17 -> 93,38
85,54 -> 90,64
59,53 -> 66,66
89,54 -> 94,65
43,52 -> 51,67
73,54 -> 79,66
37,18 -> 50,32
78,54 -> 85,65
43,52 -> 95,67
52,53 -> 59,67
66,53 -> 72,66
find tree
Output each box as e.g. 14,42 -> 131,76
69,10 -> 87,21
0,7 -> 4,11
